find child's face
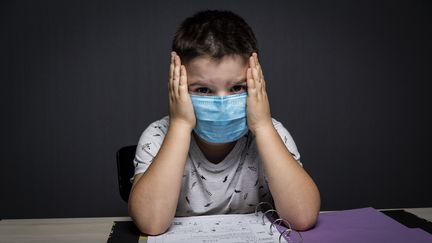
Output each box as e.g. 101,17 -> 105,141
185,55 -> 249,97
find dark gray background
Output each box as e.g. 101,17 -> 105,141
1,0 -> 431,219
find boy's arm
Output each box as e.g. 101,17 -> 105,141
128,52 -> 195,235
246,53 -> 320,231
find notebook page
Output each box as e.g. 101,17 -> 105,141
148,212 -> 285,243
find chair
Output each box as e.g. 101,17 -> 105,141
116,145 -> 137,202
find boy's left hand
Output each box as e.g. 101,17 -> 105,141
246,53 -> 273,135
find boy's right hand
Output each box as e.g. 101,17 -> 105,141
168,52 -> 196,131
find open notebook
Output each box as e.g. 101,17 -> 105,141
144,202 -> 299,243
147,211 -> 297,243
107,205 -> 432,243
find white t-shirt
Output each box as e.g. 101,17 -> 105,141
132,116 -> 302,216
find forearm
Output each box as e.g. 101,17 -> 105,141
128,123 -> 191,235
254,125 -> 320,230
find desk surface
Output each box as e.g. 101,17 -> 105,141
1,208 -> 431,243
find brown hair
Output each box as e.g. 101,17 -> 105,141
172,10 -> 259,64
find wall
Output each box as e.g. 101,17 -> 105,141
1,0 -> 431,218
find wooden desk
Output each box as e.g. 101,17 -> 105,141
0,216 -> 131,243
1,208 -> 431,243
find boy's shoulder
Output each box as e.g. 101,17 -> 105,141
269,117 -> 294,138
141,116 -> 170,136
148,116 -> 169,129
149,115 -> 170,127
271,117 -> 282,126
270,117 -> 289,133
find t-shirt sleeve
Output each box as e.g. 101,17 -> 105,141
271,118 -> 303,166
130,117 -> 169,182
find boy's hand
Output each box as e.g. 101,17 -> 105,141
168,52 -> 196,131
246,53 -> 273,135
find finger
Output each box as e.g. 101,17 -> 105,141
252,66 -> 262,100
254,53 -> 265,81
169,53 -> 175,96
249,55 -> 258,88
169,52 -> 174,81
168,80 -> 175,102
258,70 -> 266,92
179,65 -> 188,98
169,53 -> 177,100
254,53 -> 267,95
250,54 -> 261,84
173,55 -> 181,98
253,53 -> 259,68
251,54 -> 262,98
249,54 -> 256,70
175,52 -> 181,67
247,67 -> 255,93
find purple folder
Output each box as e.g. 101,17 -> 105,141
274,207 -> 432,243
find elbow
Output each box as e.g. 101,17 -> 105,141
129,207 -> 171,235
294,187 -> 320,231
292,214 -> 318,231
280,205 -> 319,231
128,198 -> 171,235
292,206 -> 319,231
135,221 -> 170,236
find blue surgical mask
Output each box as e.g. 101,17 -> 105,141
190,92 -> 249,143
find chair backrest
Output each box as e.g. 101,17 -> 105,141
116,145 -> 137,202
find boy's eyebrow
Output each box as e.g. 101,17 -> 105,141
229,78 -> 247,86
188,77 -> 246,87
188,81 -> 210,87
231,79 -> 247,84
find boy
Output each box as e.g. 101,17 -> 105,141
128,10 -> 320,235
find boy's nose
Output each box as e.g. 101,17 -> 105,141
215,91 -> 229,97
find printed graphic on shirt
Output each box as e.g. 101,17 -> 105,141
134,158 -> 152,168
141,142 -> 151,152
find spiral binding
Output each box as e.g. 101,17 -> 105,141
254,202 -> 303,243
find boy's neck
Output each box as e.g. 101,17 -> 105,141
193,132 -> 237,164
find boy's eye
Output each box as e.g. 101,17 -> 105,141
196,87 -> 211,94
231,85 -> 247,93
